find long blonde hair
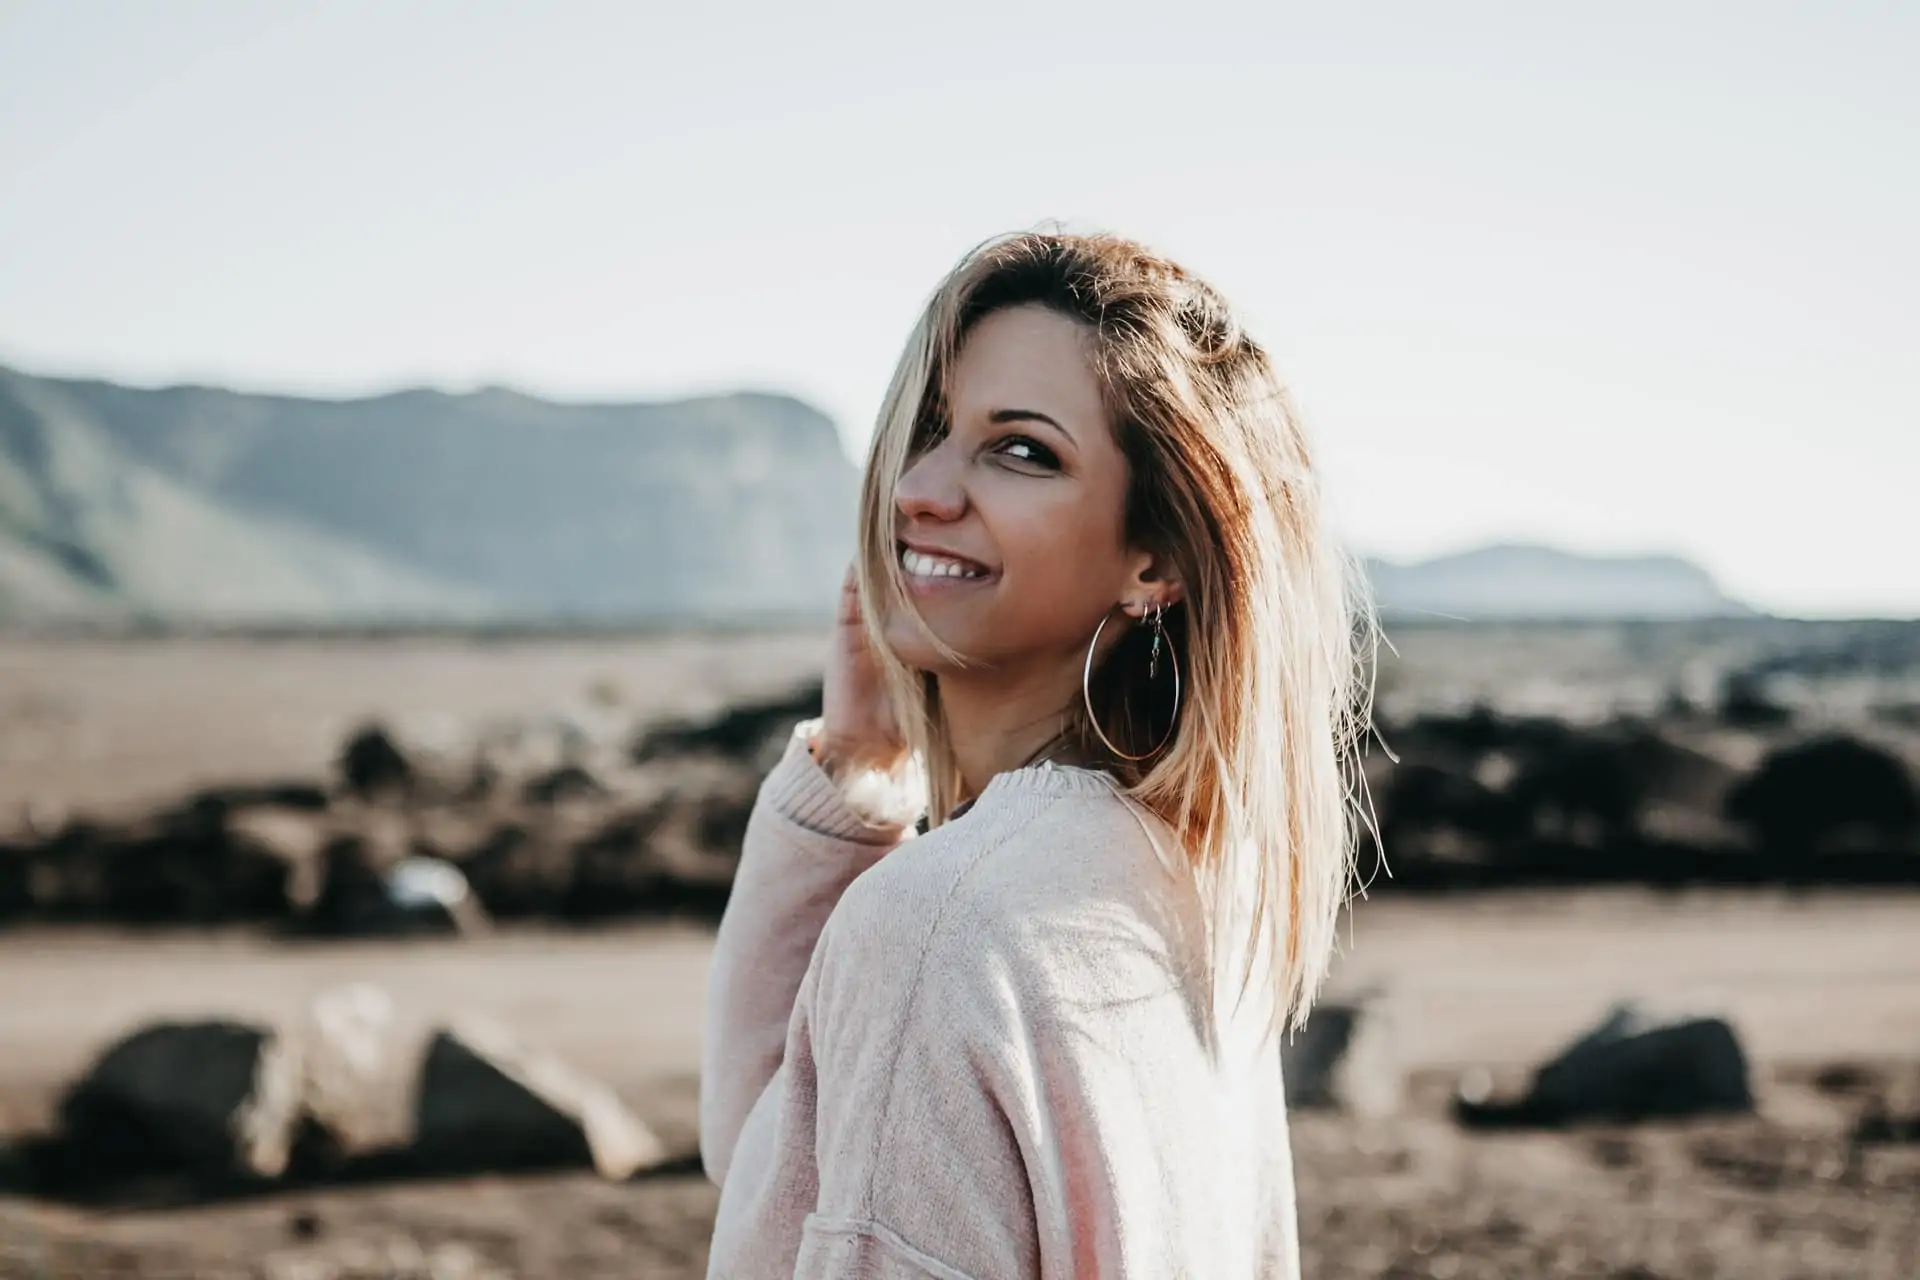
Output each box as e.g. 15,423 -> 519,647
854,229 -> 1379,1039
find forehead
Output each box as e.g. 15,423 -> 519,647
947,305 -> 1108,427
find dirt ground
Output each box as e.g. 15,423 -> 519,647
0,634 -> 831,828
2,634 -> 1917,1276
2,891 -> 1917,1279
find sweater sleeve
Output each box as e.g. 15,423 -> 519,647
698,718 -> 922,1186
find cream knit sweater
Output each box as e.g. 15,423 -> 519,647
700,720 -> 1300,1278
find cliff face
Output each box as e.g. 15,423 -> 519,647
0,365 -> 857,625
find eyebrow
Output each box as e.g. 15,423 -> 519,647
987,407 -> 1073,441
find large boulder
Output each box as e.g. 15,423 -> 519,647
54,1020 -> 274,1186
1725,734 -> 1920,861
411,1014 -> 663,1179
1455,1001 -> 1753,1127
261,983 -> 663,1181
48,985 -> 667,1191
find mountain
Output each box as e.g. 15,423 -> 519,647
0,363 -> 857,626
1365,543 -> 1755,621
0,361 -> 1755,628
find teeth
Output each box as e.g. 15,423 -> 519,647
902,548 -> 986,579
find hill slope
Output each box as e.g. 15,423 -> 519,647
1367,543 -> 1754,621
0,368 -> 494,624
0,365 -> 857,625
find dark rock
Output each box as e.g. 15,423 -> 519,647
300,845 -> 484,938
304,835 -> 388,931
1812,1062 -> 1880,1095
459,822 -> 576,919
34,991 -> 666,1196
0,846 -> 30,921
188,781 -> 330,813
1725,735 -> 1920,862
561,781 -> 754,920
1510,725 -> 1737,850
1852,1109 -> 1920,1145
338,723 -> 414,798
1454,1001 -> 1754,1127
1392,707 -> 1574,770
408,1017 -> 663,1179
291,998 -> 666,1181
1719,670 -> 1792,726
523,763 -> 610,805
629,681 -> 822,768
1380,764 -> 1525,845
410,1027 -> 593,1172
54,1021 -> 271,1182
20,805 -> 292,925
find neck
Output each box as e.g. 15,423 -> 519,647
937,657 -> 1087,804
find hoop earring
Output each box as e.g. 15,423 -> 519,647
1082,603 -> 1182,762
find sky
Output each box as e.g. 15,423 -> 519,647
0,1 -> 1913,617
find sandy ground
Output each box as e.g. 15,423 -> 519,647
0,634 -> 829,826
3,890 -> 1918,1278
2,634 -> 1917,1276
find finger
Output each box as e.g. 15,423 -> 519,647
837,563 -> 861,626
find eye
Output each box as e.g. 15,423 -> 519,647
994,434 -> 1060,469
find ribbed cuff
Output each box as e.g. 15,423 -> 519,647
762,718 -> 925,843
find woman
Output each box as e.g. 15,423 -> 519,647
700,230 -> 1376,1277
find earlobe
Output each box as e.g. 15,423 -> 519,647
1123,587 -> 1183,618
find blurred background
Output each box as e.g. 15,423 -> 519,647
1,2 -> 1915,1277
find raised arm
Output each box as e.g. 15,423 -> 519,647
698,717 -> 919,1185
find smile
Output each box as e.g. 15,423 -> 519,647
900,546 -> 993,582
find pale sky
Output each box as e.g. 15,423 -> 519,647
1,1 -> 1913,616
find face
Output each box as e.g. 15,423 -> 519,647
884,303 -> 1165,676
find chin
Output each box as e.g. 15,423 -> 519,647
881,622 -> 951,673
880,610 -> 977,674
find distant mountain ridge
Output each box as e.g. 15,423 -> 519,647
1365,543 -> 1755,621
0,362 -> 1751,626
0,363 -> 858,625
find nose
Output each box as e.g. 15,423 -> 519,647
894,437 -> 967,524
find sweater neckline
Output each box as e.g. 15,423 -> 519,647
948,760 -> 1125,820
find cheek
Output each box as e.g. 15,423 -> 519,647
995,496 -> 1128,615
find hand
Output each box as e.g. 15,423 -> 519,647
815,563 -> 909,778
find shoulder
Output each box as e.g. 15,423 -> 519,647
820,770 -> 1208,1032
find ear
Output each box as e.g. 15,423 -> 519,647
1121,547 -> 1184,617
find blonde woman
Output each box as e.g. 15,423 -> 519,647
700,230 -> 1376,1278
